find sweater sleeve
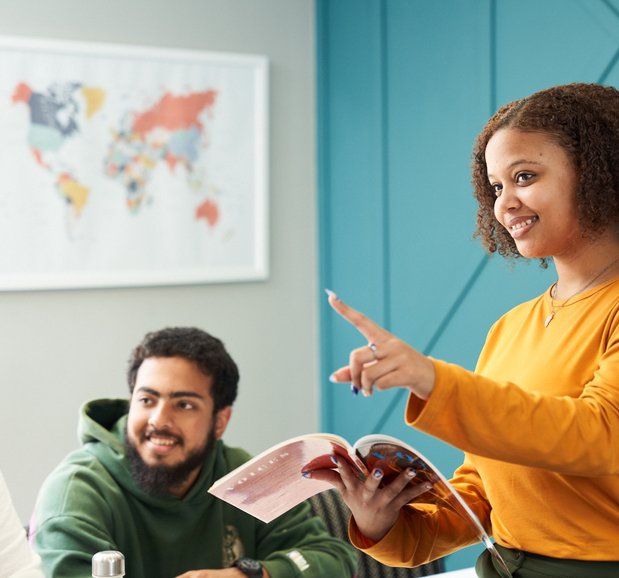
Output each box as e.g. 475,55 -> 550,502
30,464 -> 117,578
408,351 -> 619,476
0,471 -> 44,578
255,500 -> 357,578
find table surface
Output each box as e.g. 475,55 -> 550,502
427,568 -> 477,577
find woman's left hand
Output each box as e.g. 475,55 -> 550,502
327,291 -> 436,400
308,457 -> 433,543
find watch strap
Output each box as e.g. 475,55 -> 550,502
232,557 -> 263,577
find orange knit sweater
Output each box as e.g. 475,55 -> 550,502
351,277 -> 619,564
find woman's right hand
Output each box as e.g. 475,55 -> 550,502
307,457 -> 433,542
326,291 -> 436,400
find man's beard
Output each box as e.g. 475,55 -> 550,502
124,424 -> 217,495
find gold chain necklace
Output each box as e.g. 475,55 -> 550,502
545,255 -> 619,328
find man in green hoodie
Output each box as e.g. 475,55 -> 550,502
30,327 -> 357,578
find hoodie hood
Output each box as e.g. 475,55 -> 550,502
79,398 -> 128,452
78,398 -> 223,506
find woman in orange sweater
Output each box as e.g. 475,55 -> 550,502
320,83 -> 619,578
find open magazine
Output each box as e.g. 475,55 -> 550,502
209,433 -> 511,578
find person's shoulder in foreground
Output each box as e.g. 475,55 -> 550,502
31,326 -> 357,578
0,468 -> 44,578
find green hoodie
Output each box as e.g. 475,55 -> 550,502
31,399 -> 356,578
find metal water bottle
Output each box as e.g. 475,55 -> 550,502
92,550 -> 125,578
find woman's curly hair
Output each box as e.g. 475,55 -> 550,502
472,83 -> 619,261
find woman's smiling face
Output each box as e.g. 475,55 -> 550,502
486,128 -> 581,260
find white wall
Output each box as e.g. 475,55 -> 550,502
0,0 -> 318,521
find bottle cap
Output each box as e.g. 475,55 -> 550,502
92,551 -> 125,578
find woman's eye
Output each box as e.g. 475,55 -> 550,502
491,183 -> 502,196
516,172 -> 534,184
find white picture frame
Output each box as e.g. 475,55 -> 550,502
0,35 -> 269,290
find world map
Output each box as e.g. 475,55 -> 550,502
0,38 -> 265,290
12,81 -> 221,229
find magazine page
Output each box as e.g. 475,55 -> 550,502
208,433 -> 366,523
353,434 -> 512,578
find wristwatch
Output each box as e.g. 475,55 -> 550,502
232,557 -> 263,577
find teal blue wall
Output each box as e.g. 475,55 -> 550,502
317,0 -> 619,571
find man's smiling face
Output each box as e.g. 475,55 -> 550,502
126,356 -> 230,496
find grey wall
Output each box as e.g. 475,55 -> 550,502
0,0 -> 318,521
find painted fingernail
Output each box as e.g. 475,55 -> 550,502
324,288 -> 339,301
423,483 -> 433,490
351,384 -> 359,395
330,455 -> 339,465
329,373 -> 338,383
302,471 -> 312,479
362,388 -> 372,397
372,468 -> 383,479
406,468 -> 417,478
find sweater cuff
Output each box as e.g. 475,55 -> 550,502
348,512 -> 409,560
406,357 -> 450,427
348,516 -> 379,550
262,558 -> 296,578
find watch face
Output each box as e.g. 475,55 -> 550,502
234,557 -> 262,576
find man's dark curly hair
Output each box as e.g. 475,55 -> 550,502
472,83 -> 619,261
127,327 -> 239,412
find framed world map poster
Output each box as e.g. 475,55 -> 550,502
0,36 -> 269,290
